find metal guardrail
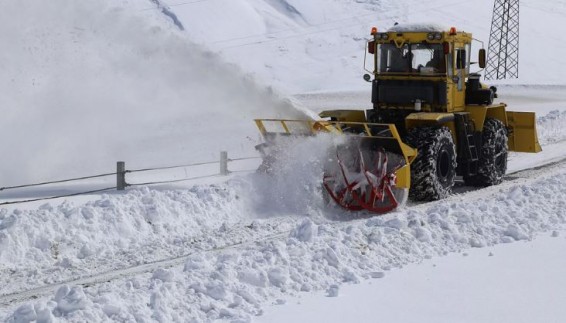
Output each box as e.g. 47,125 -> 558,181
0,151 -> 261,206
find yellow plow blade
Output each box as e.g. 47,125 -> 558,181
506,111 -> 542,153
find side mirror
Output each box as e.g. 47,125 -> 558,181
368,41 -> 375,54
479,49 -> 486,68
363,74 -> 372,82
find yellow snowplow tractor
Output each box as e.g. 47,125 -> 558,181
254,23 -> 541,215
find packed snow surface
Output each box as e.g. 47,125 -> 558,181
260,232 -> 566,323
2,0 -> 566,322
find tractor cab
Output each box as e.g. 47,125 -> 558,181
376,42 -> 447,75
365,23 -> 492,120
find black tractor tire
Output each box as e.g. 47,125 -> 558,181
406,126 -> 457,201
464,118 -> 508,186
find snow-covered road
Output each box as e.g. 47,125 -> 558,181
260,230 -> 566,323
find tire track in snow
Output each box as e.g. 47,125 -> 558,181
0,223 -> 293,307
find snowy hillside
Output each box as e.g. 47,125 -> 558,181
172,0 -> 566,93
1,0 -> 566,322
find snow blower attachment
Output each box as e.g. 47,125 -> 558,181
254,119 -> 417,214
323,141 -> 409,213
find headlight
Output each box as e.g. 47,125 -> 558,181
434,33 -> 442,40
427,33 -> 435,40
381,33 -> 389,40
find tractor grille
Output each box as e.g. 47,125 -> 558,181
374,79 -> 447,106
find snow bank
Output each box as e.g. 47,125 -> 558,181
4,162 -> 565,322
537,110 -> 566,145
0,185 -> 251,295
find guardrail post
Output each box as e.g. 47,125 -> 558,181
117,161 -> 126,190
220,151 -> 229,176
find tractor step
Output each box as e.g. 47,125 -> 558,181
455,113 -> 479,177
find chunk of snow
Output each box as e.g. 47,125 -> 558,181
9,304 -> 37,323
102,304 -> 121,317
268,268 -> 288,287
238,269 -> 267,288
53,286 -> 88,316
324,248 -> 340,267
289,218 -> 317,242
0,215 -> 16,230
205,283 -> 228,301
326,285 -> 340,297
152,268 -> 174,282
369,272 -> 385,279
413,227 -> 431,242
504,225 -> 529,241
383,218 -> 405,230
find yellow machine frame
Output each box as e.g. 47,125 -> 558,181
253,25 -> 541,214
364,27 -> 541,153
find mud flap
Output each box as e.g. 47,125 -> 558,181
506,111 -> 542,153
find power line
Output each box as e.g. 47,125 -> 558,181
126,156 -> 260,174
166,0 -> 209,7
140,0 -> 468,50
215,0 -> 470,50
228,157 -> 261,162
0,155 -> 260,205
139,0 -> 209,11
521,2 -> 566,16
0,172 -> 117,192
128,174 -> 220,187
0,187 -> 116,206
127,160 -> 219,173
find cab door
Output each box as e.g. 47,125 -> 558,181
451,44 -> 467,110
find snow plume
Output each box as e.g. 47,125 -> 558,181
0,0 -> 309,186
244,133 -> 345,217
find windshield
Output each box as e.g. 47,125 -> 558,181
377,43 -> 445,74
